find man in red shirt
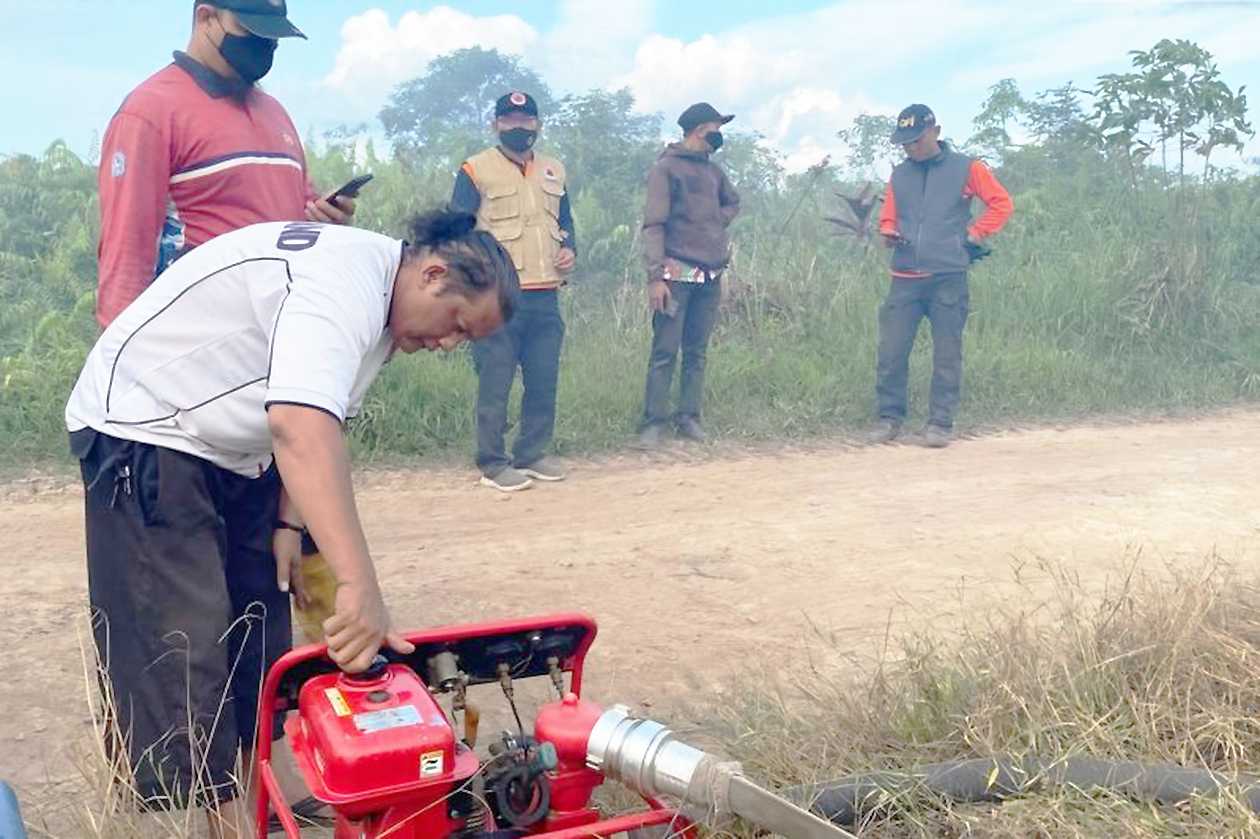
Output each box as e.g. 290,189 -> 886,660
871,104 -> 1013,448
96,0 -> 354,328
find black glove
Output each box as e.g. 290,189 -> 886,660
965,239 -> 992,264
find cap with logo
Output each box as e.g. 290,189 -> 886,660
890,104 -> 936,145
495,91 -> 539,118
202,0 -> 306,40
678,102 -> 735,135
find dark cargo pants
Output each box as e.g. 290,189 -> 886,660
641,277 -> 722,428
473,289 -> 565,476
875,272 -> 970,429
73,429 -> 289,808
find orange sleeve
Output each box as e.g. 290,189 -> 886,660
963,160 -> 1013,239
877,180 -> 898,235
461,161 -> 477,185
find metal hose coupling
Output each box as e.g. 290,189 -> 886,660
585,705 -> 855,839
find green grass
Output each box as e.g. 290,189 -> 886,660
3,145 -> 1259,474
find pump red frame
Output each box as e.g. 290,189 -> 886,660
253,613 -> 693,838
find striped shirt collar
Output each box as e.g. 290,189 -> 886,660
172,51 -> 249,100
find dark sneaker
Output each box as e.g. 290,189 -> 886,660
518,456 -> 566,482
636,423 -> 666,450
922,425 -> 952,448
676,416 -> 707,443
479,467 -> 534,492
866,419 -> 902,445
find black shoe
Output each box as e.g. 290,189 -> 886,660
866,419 -> 902,445
676,416 -> 707,442
636,423 -> 666,449
922,425 -> 953,448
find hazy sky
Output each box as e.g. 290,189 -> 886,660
4,0 -> 1258,171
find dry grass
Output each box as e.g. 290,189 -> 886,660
691,557 -> 1260,837
20,558 -> 1260,837
21,621 -> 264,839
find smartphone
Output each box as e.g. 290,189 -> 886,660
325,173 -> 374,204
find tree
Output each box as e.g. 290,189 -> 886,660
968,79 -> 1028,163
1025,82 -> 1097,149
1094,40 -> 1253,186
543,89 -> 663,279
835,113 -> 898,179
379,48 -> 553,161
546,88 -> 661,205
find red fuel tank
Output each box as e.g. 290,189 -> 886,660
286,662 -> 480,825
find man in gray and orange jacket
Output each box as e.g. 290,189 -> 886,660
871,104 -> 1013,448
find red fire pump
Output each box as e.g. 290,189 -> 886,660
254,613 -> 852,839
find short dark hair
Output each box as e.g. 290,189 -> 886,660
405,209 -> 519,323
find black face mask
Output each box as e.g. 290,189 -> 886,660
216,24 -> 278,83
704,131 -> 725,151
499,128 -> 538,154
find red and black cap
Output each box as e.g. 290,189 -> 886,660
890,104 -> 936,144
678,102 -> 734,134
200,0 -> 306,40
495,91 -> 539,118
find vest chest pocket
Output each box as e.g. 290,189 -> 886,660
484,183 -> 521,221
540,177 -> 565,220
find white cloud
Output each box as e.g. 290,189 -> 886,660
538,0 -> 655,90
612,1 -> 993,170
312,1 -> 1258,172
948,2 -> 1260,88
322,7 -> 538,112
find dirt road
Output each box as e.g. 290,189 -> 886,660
3,412 -> 1259,821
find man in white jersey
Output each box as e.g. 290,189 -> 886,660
65,210 -> 517,836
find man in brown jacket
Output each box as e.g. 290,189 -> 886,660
637,102 -> 741,447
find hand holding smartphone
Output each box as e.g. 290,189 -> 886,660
325,173 -> 374,206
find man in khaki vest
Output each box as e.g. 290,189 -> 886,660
452,91 -> 576,491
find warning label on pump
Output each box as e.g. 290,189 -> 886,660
420,750 -> 444,777
324,687 -> 351,717
353,705 -> 423,734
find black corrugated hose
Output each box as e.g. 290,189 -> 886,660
790,755 -> 1260,826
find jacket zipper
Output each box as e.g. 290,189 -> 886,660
914,162 -> 929,268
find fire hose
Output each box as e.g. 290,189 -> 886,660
791,755 -> 1260,826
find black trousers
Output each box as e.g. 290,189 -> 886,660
74,430 -> 289,808
472,289 -> 565,476
641,277 -> 722,427
875,272 -> 970,429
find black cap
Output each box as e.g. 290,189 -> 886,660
678,102 -> 734,134
495,91 -> 539,118
890,104 -> 936,144
202,0 -> 306,40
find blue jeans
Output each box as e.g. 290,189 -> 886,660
472,290 -> 565,476
875,272 -> 970,429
